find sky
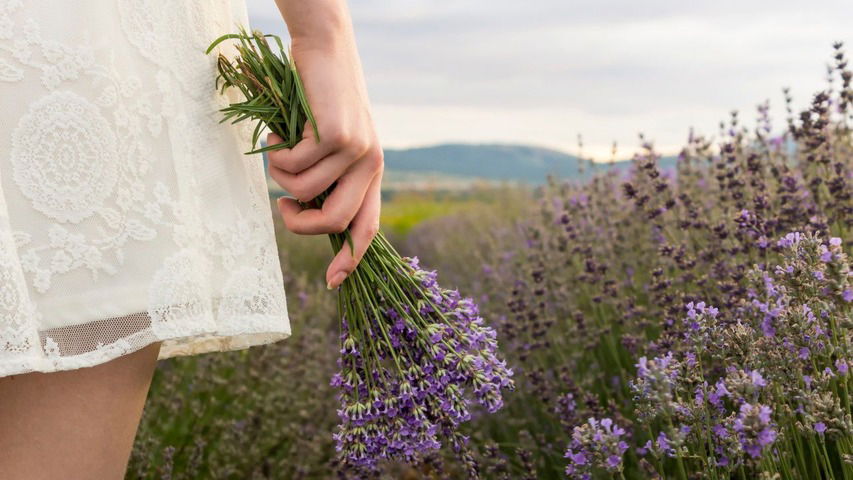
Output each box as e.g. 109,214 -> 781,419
246,0 -> 853,160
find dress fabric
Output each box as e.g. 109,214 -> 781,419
0,0 -> 291,377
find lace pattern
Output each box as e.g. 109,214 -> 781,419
0,0 -> 291,377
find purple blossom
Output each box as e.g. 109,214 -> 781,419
733,403 -> 776,459
708,379 -> 729,407
837,359 -> 849,375
565,417 -> 629,477
656,432 -> 671,454
777,232 -> 803,248
748,370 -> 767,388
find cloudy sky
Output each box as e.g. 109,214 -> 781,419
246,1 -> 853,160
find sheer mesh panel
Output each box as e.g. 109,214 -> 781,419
25,302 -> 292,374
40,313 -> 153,357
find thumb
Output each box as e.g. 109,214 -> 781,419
325,174 -> 381,289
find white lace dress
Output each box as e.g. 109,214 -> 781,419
0,0 -> 291,377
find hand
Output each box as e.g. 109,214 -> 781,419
267,40 -> 383,290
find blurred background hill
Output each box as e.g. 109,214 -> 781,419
263,142 -> 678,192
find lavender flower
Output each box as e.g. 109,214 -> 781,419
733,403 -> 776,458
564,417 -> 629,478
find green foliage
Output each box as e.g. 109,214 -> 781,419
380,187 -> 524,236
207,26 -> 318,154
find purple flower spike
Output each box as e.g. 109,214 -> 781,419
331,256 -> 514,471
564,417 -> 629,477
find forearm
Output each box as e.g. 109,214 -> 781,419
273,0 -> 354,51
271,0 -> 370,109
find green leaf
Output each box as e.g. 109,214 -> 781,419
205,33 -> 241,54
245,142 -> 289,155
251,120 -> 265,149
292,64 -> 320,143
345,231 -> 355,257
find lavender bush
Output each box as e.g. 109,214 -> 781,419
131,44 -> 850,478
480,43 -> 851,479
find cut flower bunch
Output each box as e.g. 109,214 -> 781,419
205,27 -> 514,474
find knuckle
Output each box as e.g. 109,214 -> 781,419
364,147 -> 384,172
323,127 -> 350,149
287,181 -> 309,201
272,157 -> 296,174
326,213 -> 351,234
290,157 -> 311,173
302,187 -> 322,203
366,220 -> 380,239
273,154 -> 304,175
347,137 -> 370,157
341,258 -> 357,273
287,176 -> 323,201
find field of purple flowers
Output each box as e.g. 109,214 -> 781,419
128,45 -> 851,479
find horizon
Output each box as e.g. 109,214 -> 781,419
381,140 -> 652,163
246,1 -> 853,161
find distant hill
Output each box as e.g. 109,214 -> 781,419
384,143 -> 585,184
383,143 -> 677,187
263,142 -> 677,192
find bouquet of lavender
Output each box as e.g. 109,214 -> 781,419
205,28 -> 514,473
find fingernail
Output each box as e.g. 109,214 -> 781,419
327,271 -> 347,290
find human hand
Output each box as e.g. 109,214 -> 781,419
267,37 -> 383,290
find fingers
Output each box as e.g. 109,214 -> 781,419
325,171 -> 382,289
266,122 -> 370,175
276,153 -> 379,235
266,123 -> 333,175
268,151 -> 352,202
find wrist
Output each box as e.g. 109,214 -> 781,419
288,9 -> 350,53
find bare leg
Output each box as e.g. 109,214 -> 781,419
0,341 -> 162,480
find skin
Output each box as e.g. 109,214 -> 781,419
0,341 -> 162,480
270,0 -> 384,290
0,1 -> 378,478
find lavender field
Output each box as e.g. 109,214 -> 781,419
128,45 -> 851,479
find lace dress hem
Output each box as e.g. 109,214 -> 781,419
0,310 -> 291,377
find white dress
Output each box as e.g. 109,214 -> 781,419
0,0 -> 291,377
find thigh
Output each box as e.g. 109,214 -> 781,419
0,341 -> 162,480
